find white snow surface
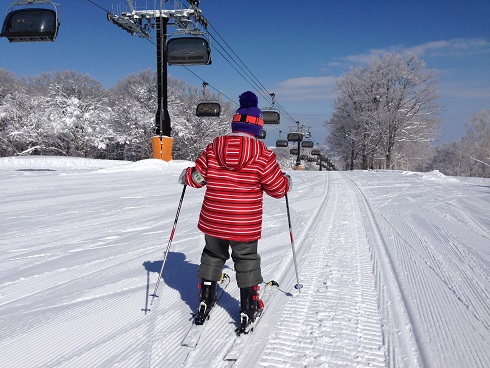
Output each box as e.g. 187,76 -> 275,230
1,156 -> 489,368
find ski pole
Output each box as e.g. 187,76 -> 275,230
150,184 -> 187,305
285,193 -> 303,292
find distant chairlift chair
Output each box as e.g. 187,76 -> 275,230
196,82 -> 220,117
262,92 -> 280,124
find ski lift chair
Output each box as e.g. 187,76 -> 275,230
290,148 -> 299,155
261,92 -> 280,124
311,149 -> 322,156
276,139 -> 288,147
167,36 -> 211,65
287,132 -> 303,142
196,82 -> 220,117
262,109 -> 280,124
257,129 -> 266,139
196,102 -> 220,117
302,140 -> 314,148
1,1 -> 60,42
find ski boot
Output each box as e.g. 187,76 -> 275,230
238,285 -> 264,334
194,279 -> 217,325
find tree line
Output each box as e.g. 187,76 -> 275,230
0,68 -> 233,162
0,67 -> 314,171
1,53 -> 489,177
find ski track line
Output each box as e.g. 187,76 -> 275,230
237,172 -> 386,368
264,173 -> 331,292
347,174 -> 424,368
401,213 -> 490,367
409,213 -> 490,327
0,247 -> 180,367
439,200 -> 490,240
0,290 -> 150,368
364,185 -> 490,368
0,244 -> 161,308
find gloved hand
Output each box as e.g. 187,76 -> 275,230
178,168 -> 188,185
283,172 -> 292,191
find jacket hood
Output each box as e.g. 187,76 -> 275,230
212,133 -> 262,171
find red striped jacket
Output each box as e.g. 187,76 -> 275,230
184,132 -> 289,241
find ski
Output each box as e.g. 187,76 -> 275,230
224,280 -> 280,362
181,273 -> 231,348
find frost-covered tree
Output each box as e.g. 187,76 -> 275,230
427,110 -> 490,178
45,71 -> 111,157
327,53 -> 440,170
0,70 -> 46,156
465,109 -> 490,176
327,93 -> 373,170
429,140 -> 469,176
109,70 -> 235,161
109,69 -> 157,160
372,53 -> 440,168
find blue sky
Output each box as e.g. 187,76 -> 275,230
1,0 -> 489,147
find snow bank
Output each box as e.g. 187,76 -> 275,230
403,169 -> 459,182
0,156 -> 193,173
0,156 -> 129,171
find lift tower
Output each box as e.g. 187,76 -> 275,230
108,1 -> 211,161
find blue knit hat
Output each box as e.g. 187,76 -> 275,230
231,91 -> 264,136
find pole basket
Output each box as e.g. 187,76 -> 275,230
151,136 -> 173,162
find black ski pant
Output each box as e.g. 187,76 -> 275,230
198,234 -> 263,288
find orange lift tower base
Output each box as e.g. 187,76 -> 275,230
151,136 -> 173,162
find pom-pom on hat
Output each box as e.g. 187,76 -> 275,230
231,91 -> 264,137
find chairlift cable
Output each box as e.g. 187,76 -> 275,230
203,27 -> 299,125
205,31 -> 270,104
206,22 -> 272,103
86,0 -> 111,14
203,21 -> 300,125
182,66 -> 235,105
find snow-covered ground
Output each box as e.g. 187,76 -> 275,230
1,156 -> 489,368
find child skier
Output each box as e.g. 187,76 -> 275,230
179,91 -> 291,331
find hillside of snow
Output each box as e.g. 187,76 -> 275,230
1,156 -> 489,368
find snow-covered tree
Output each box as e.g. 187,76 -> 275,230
0,70 -> 46,156
426,110 -> 489,178
327,53 -> 440,170
465,109 -> 490,176
108,69 -> 157,160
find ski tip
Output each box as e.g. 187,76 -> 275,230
294,283 -> 304,290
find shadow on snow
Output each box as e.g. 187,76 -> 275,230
142,252 -> 237,322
